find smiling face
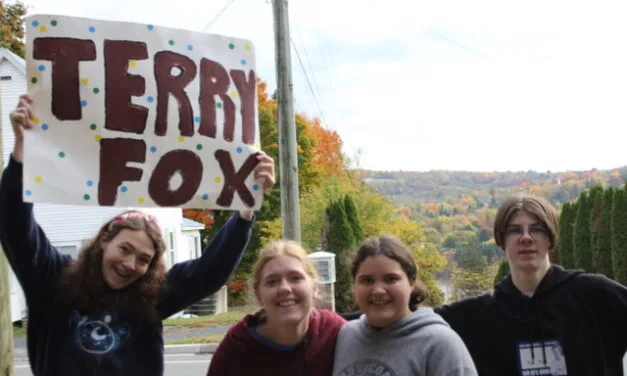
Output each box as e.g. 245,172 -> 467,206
354,254 -> 414,328
255,254 -> 318,327
101,229 -> 156,290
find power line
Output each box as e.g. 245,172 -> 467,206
290,37 -> 329,129
201,0 -> 235,32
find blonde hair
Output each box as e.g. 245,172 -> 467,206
251,240 -> 318,292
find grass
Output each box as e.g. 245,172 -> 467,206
163,311 -> 248,328
13,324 -> 26,338
165,333 -> 226,345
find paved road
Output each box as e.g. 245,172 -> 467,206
14,353 -> 214,376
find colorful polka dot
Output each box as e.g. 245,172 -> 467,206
88,26 -> 96,33
86,180 -> 94,187
254,143 -> 261,149
228,43 -> 235,49
38,65 -> 45,72
25,190 -> 32,196
32,117 -> 40,125
201,194 -> 209,200
31,21 -> 39,27
214,177 -> 222,183
194,116 -> 201,123
39,26 -> 47,32
90,123 -> 97,130
129,61 -> 137,68
147,24 -> 154,30
80,100 -> 87,107
150,146 -> 157,153
50,20 -> 57,26
230,91 -> 238,98
196,144 -> 203,150
92,88 -> 100,94
83,194 -> 90,201
177,136 -> 185,142
244,44 -> 252,50
236,147 -> 243,153
187,44 -> 193,51
94,135 -> 102,142
147,96 -> 154,103
120,186 -> 128,193
31,77 -> 37,84
252,184 -> 260,191
35,176 -> 43,183
58,151 -> 65,158
216,102 -> 222,109
81,78 -> 89,85
41,123 -> 49,130
137,197 -> 145,204
168,40 -> 175,46
240,59 -> 247,65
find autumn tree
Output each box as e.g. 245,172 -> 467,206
573,192 -> 592,271
594,188 -> 614,278
0,0 -> 26,57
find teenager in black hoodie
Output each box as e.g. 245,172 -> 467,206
343,195 -> 627,375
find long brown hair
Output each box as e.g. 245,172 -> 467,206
56,210 -> 167,322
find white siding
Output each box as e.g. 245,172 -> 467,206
0,58 -> 22,166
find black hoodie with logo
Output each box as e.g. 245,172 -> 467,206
435,265 -> 627,376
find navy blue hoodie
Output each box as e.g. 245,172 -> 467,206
0,155 -> 254,375
435,265 -> 627,376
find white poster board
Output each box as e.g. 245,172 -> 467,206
23,14 -> 262,210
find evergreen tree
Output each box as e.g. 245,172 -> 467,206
588,186 -> 604,273
594,188 -> 614,277
611,189 -> 627,284
325,199 -> 356,313
573,192 -> 592,271
343,194 -> 364,243
558,202 -> 575,268
494,259 -> 510,284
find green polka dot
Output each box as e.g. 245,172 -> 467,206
90,123 -> 97,130
168,40 -> 175,46
196,144 -> 203,150
58,151 -> 65,158
92,88 -> 100,94
83,194 -> 90,201
31,77 -> 38,84
216,102 -> 222,109
50,20 -> 57,26
228,43 -> 235,49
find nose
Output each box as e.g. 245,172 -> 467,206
122,255 -> 136,271
371,282 -> 386,295
277,278 -> 291,295
518,230 -> 534,243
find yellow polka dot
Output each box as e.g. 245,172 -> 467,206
129,61 -> 137,68
137,197 -> 145,204
177,136 -> 185,142
230,91 -> 238,98
39,26 -> 47,32
254,143 -> 261,149
94,135 -> 101,142
34,176 -> 43,183
81,78 -> 89,85
244,44 -> 252,50
214,177 -> 222,183
32,117 -> 40,125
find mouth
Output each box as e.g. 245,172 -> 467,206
113,266 -> 132,279
369,299 -> 392,307
277,299 -> 297,307
518,249 -> 537,256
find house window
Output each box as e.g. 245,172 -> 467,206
0,75 -> 11,81
188,234 -> 201,259
57,245 -> 79,259
165,229 -> 176,268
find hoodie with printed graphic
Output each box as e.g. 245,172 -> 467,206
435,264 -> 627,376
333,307 -> 478,376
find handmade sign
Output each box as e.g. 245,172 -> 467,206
23,14 -> 262,210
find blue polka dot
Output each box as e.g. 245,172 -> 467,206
147,24 -> 154,30
41,123 -> 49,130
88,26 -> 96,33
80,100 -> 87,107
147,96 -> 154,103
150,146 -> 157,153
201,194 -> 209,200
240,59 -> 247,65
25,190 -> 32,196
187,44 -> 193,51
38,65 -> 45,71
86,180 -> 93,187
252,184 -> 260,191
32,21 -> 40,27
120,186 -> 128,193
194,116 -> 201,123
236,147 -> 243,153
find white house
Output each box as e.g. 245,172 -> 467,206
0,48 -> 226,323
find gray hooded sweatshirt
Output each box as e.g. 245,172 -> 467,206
333,307 -> 477,376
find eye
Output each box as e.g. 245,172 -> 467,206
137,258 -> 151,266
358,277 -> 374,285
290,275 -> 304,282
384,275 -> 400,283
119,246 -> 131,254
530,226 -> 548,236
265,278 -> 278,287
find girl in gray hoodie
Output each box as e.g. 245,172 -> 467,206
333,236 -> 477,376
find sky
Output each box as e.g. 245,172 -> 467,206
18,0 -> 627,172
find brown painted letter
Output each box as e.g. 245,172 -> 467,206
148,150 -> 203,206
104,40 -> 149,134
214,150 -> 258,208
198,59 -> 235,141
154,51 -> 196,137
32,38 -> 96,120
98,138 -> 146,206
230,70 -> 256,145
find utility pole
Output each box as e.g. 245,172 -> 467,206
272,0 -> 301,241
0,80 -> 15,375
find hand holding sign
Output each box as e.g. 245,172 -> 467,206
23,15 -> 265,211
